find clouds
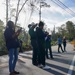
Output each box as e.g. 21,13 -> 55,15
0,0 -> 6,21
36,0 -> 75,30
0,0 -> 75,31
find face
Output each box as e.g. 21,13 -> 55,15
11,23 -> 15,30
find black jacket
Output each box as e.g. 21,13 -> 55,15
4,27 -> 19,50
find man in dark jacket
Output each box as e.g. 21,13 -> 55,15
45,34 -> 53,59
28,23 -> 38,66
4,21 -> 21,75
36,21 -> 46,68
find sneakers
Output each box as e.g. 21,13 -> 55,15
38,64 -> 43,68
64,50 -> 67,52
58,51 -> 61,53
38,64 -> 50,69
42,65 -> 50,69
50,57 -> 54,59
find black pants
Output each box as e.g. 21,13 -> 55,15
58,44 -> 63,52
45,46 -> 53,58
19,44 -> 23,52
63,43 -> 66,51
38,42 -> 45,66
31,40 -> 38,65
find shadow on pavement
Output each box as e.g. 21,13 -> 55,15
44,62 -> 68,75
23,52 -> 32,55
19,55 -> 32,60
52,57 -> 72,65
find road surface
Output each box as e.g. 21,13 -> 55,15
0,43 -> 75,75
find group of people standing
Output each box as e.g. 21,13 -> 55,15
28,21 -> 67,69
28,21 -> 53,69
4,20 -> 67,75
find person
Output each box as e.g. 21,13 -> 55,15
28,23 -> 38,66
62,36 -> 67,52
45,33 -> 53,59
4,21 -> 21,75
57,35 -> 64,53
36,21 -> 46,68
19,39 -> 23,53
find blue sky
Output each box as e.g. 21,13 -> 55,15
0,0 -> 75,31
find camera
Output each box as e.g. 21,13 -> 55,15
17,27 -> 22,32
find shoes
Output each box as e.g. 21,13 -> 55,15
33,64 -> 38,66
62,51 -> 64,53
38,64 -> 43,68
9,72 -> 15,75
58,51 -> 61,53
42,65 -> 50,69
13,71 -> 20,74
38,65 -> 50,69
64,50 -> 67,52
33,63 -> 38,66
46,57 -> 49,59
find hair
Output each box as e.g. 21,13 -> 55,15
28,24 -> 32,28
39,21 -> 44,27
7,20 -> 14,28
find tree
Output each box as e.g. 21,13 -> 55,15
0,20 -> 7,56
56,21 -> 75,41
52,25 -> 56,40
66,21 -> 75,40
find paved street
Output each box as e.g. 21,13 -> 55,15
0,43 -> 75,75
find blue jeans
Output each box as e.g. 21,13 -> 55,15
8,48 -> 18,72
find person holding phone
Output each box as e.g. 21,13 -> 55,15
4,21 -> 21,75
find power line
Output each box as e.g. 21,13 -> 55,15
57,0 -> 75,15
50,0 -> 74,17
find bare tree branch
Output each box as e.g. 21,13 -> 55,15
18,0 -> 29,15
15,0 -> 20,26
15,0 -> 29,27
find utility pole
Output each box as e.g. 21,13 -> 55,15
30,0 -> 50,22
39,1 -> 50,21
6,0 -> 8,25
39,2 -> 41,21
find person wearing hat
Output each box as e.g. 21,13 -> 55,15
4,21 -> 21,75
45,33 -> 53,59
36,21 -> 47,68
28,24 -> 32,29
28,22 -> 38,66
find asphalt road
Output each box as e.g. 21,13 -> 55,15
0,43 -> 75,75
